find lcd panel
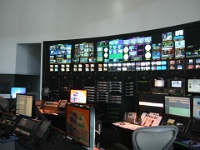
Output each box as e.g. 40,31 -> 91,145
154,79 -> 165,88
10,87 -> 26,99
193,97 -> 200,119
165,96 -> 191,118
188,79 -> 200,93
49,43 -> 72,64
139,93 -> 164,113
16,94 -> 35,118
66,104 -> 90,147
70,90 -> 88,104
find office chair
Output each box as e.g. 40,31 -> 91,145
107,125 -> 178,150
0,99 -> 9,113
132,125 -> 178,150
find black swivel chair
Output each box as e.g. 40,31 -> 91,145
107,125 -> 178,150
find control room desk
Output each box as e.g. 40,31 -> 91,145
112,122 -> 200,150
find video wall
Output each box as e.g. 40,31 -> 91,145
45,21 -> 200,74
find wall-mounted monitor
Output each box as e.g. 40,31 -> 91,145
188,79 -> 200,93
66,104 -> 93,148
165,96 -> 191,118
10,87 -> 26,99
49,43 -> 72,64
70,90 -> 88,104
154,79 -> 165,88
170,80 -> 183,88
139,93 -> 164,113
16,94 -> 35,118
193,97 -> 200,119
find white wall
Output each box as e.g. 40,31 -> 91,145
0,0 -> 200,74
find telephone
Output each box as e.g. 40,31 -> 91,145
58,100 -> 68,108
35,120 -> 51,139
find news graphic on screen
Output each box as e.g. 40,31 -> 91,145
193,97 -> 200,119
49,43 -> 72,64
188,79 -> 200,93
66,104 -> 90,147
15,94 -> 35,118
165,96 -> 191,118
96,40 -> 109,63
108,39 -> 124,63
152,43 -> 162,60
174,30 -> 185,59
73,42 -> 95,63
161,32 -> 174,60
10,87 -> 26,99
70,90 -> 88,104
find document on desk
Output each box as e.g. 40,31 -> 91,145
112,122 -> 144,130
141,114 -> 162,127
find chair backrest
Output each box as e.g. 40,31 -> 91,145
0,99 -> 9,112
132,125 -> 178,150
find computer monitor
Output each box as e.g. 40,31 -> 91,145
15,94 -> 35,118
188,79 -> 200,93
65,104 -> 94,148
70,90 -> 88,104
192,97 -> 200,119
165,96 -> 191,118
10,87 -> 26,99
139,93 -> 165,113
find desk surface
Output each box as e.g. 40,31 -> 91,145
112,122 -> 144,130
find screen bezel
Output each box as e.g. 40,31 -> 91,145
70,90 -> 88,104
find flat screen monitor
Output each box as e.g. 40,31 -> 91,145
10,87 -> 26,99
188,79 -> 200,93
16,94 -> 35,118
165,96 -> 191,118
139,93 -> 164,113
154,79 -> 165,88
193,97 -> 200,119
70,90 -> 88,104
170,80 -> 182,88
66,104 -> 91,147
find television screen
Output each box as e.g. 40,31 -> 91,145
188,79 -> 200,93
10,87 -> 26,99
16,94 -> 35,118
66,104 -> 90,147
170,80 -> 182,88
193,97 -> 200,119
73,42 -> 95,63
139,93 -> 164,113
70,90 -> 88,104
165,96 -> 191,118
154,79 -> 165,88
49,43 -> 72,64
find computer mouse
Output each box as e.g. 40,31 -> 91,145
188,141 -> 198,145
